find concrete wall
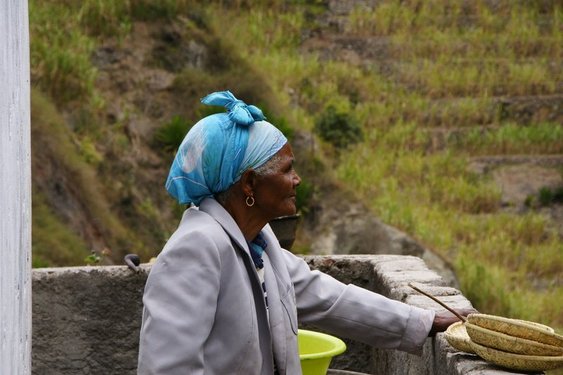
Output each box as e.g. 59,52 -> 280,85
32,256 -> 542,375
1,1 -> 32,373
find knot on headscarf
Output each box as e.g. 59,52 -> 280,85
202,91 -> 265,126
165,91 -> 287,205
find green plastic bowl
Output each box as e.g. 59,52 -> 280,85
298,329 -> 347,375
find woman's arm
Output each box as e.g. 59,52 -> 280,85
138,231 -> 221,375
280,250 -> 435,354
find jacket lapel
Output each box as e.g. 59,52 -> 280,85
261,225 -> 301,375
198,198 -> 275,374
263,252 -> 288,374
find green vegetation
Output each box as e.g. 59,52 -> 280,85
460,122 -> 563,154
535,186 -> 563,207
28,0 -> 286,267
31,89 -> 144,263
207,0 -> 562,330
32,190 -> 90,268
314,106 -> 363,150
29,0 -> 562,332
29,1 -> 98,104
154,115 -> 193,152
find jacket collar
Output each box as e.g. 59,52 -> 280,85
198,198 -> 251,255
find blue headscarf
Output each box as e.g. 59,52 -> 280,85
165,91 -> 288,205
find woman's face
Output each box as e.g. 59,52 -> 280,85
254,143 -> 301,220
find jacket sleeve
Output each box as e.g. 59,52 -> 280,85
281,249 -> 435,354
137,231 -> 222,374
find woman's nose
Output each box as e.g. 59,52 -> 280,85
293,171 -> 301,187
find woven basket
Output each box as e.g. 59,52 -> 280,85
513,319 -> 554,333
469,341 -> 563,372
444,322 -> 474,354
466,322 -> 563,356
467,314 -> 563,347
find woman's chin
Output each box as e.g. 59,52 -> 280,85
287,199 -> 298,215
279,205 -> 297,218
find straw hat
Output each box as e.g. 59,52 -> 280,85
467,314 -> 563,347
444,322 -> 474,354
465,322 -> 563,356
469,341 -> 563,372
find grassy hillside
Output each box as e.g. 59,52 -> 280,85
30,0 -> 562,331
205,0 -> 562,329
29,0 -> 286,265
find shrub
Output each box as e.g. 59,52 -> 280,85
538,186 -> 563,206
154,115 -> 192,152
314,106 -> 363,150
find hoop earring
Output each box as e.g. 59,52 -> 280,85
245,195 -> 255,207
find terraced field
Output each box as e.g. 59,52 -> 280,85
211,0 -> 562,329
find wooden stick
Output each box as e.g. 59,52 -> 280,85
408,283 -> 467,322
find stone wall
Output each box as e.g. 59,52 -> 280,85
32,255 -> 542,375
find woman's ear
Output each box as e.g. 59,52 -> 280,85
239,169 -> 257,197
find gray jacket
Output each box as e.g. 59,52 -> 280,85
138,198 -> 434,375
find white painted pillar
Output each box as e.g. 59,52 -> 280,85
0,0 -> 32,374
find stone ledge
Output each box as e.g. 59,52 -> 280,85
32,256 -> 543,375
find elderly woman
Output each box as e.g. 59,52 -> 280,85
138,91 -> 469,375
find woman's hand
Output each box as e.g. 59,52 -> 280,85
428,308 -> 478,336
